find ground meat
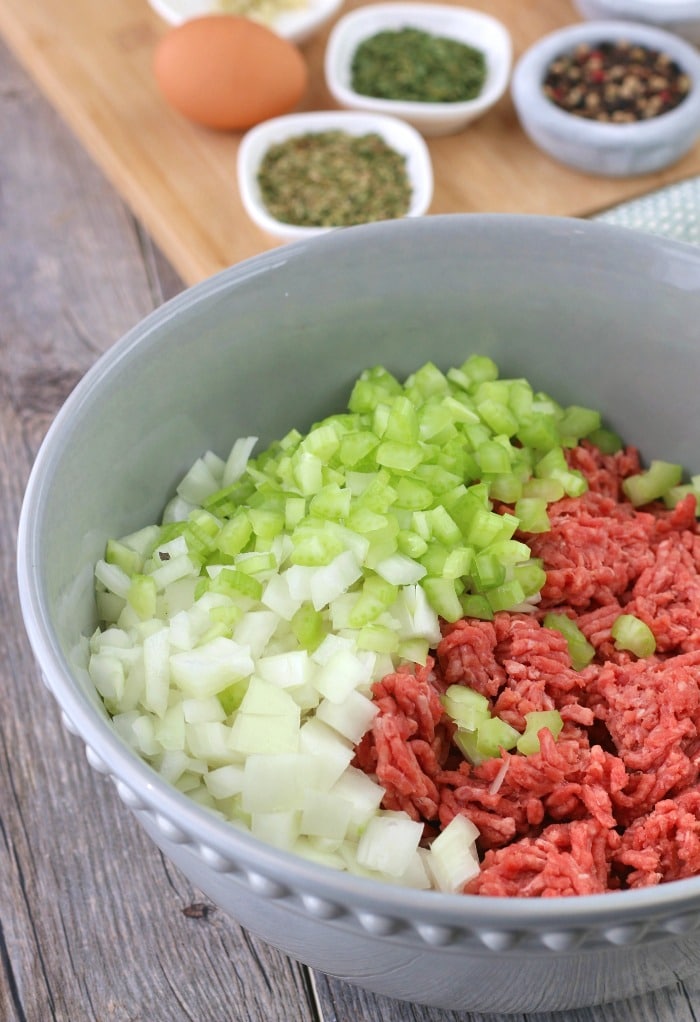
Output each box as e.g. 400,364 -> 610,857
466,818 -> 621,897
354,441 -> 700,896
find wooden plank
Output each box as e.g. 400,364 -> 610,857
0,38 -> 318,1022
3,0 -> 700,286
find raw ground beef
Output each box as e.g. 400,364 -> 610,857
354,441 -> 700,896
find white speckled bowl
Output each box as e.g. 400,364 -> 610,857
511,19 -> 700,177
324,2 -> 512,136
17,214 -> 700,1014
574,0 -> 700,47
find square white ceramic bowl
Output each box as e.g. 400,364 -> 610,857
511,19 -> 700,177
236,109 -> 434,241
573,0 -> 700,47
148,0 -> 344,45
324,2 -> 512,136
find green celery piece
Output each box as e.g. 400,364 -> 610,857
622,460 -> 683,507
217,512 -> 253,557
460,354 -> 498,385
486,473 -> 523,503
521,477 -> 565,503
477,398 -> 519,437
516,415 -> 560,452
392,477 -> 434,511
557,405 -> 601,442
514,497 -> 551,533
543,612 -> 595,671
611,614 -> 657,657
375,439 -> 424,472
291,602 -> 326,652
516,710 -> 564,755
485,579 -> 526,612
588,427 -> 623,454
348,574 -> 398,627
396,529 -> 429,559
209,568 -> 263,601
308,484 -> 352,522
339,431 -> 380,468
460,593 -> 494,620
476,716 -> 520,758
218,678 -> 250,716
405,361 -> 449,398
421,576 -> 463,622
441,684 -> 490,730
105,538 -> 141,576
382,395 -> 419,443
512,560 -> 547,598
126,574 -> 157,619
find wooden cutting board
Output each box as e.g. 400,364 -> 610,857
2,0 -> 700,286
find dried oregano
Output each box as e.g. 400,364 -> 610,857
257,131 -> 412,227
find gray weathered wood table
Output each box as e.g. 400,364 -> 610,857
4,35 -> 700,1022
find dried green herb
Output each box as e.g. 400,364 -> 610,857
257,130 -> 412,228
351,27 -> 487,103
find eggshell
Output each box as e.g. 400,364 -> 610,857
153,15 -> 309,131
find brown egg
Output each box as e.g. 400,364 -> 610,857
153,15 -> 308,131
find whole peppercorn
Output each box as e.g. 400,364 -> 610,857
543,39 -> 690,122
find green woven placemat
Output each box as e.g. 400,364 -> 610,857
593,176 -> 700,245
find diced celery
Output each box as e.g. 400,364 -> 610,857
485,579 -> 526,612
557,405 -> 601,442
622,460 -> 683,507
460,353 -> 498,385
611,614 -> 657,657
588,427 -> 623,454
441,684 -> 490,731
516,710 -> 564,755
477,399 -> 519,437
460,593 -> 494,620
476,716 -> 520,758
421,575 -> 462,621
375,440 -> 424,472
543,612 -> 595,670
514,497 -> 551,534
127,574 -> 157,620
348,574 -> 398,627
106,539 -> 141,576
392,477 -> 434,511
520,477 -> 563,503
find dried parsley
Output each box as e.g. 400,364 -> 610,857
350,27 -> 487,104
257,130 -> 412,227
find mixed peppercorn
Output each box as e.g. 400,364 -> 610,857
543,40 -> 691,123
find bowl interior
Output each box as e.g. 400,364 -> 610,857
18,212 -> 700,910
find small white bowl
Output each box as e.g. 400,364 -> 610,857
573,0 -> 700,47
237,109 -> 434,242
511,19 -> 700,177
148,0 -> 344,44
324,2 -> 512,137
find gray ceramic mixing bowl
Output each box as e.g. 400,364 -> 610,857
17,214 -> 700,1014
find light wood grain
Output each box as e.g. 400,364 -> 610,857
6,30 -> 700,1022
3,0 -> 700,285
